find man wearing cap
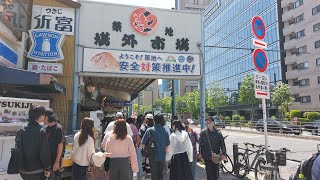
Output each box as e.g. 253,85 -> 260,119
44,108 -> 64,180
104,112 -> 133,137
198,116 -> 226,180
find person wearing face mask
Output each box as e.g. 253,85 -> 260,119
19,105 -> 51,180
198,116 -> 226,180
44,108 -> 64,180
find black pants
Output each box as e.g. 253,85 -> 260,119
204,160 -> 220,180
150,160 -> 165,180
20,172 -> 46,180
72,163 -> 88,180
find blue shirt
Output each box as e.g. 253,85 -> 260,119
312,155 -> 320,180
142,124 -> 170,161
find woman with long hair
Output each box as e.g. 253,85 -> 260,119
167,120 -> 193,180
72,118 -> 110,180
184,120 -> 198,180
105,119 -> 138,180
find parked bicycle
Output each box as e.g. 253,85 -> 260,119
220,135 -> 234,174
235,142 -> 267,179
255,147 -> 290,180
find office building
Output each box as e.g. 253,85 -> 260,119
203,0 -> 284,118
281,0 -> 320,111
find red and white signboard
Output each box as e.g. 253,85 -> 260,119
254,72 -> 270,99
28,62 -> 63,75
252,38 -> 267,49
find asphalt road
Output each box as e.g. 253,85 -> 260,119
191,125 -> 320,179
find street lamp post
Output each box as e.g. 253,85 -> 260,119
145,87 -> 154,114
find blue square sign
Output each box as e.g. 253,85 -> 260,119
27,29 -> 65,62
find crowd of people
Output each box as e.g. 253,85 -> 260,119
14,104 -> 230,180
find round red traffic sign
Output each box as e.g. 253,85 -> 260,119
252,16 -> 266,40
253,48 -> 268,73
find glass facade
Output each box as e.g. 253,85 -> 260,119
203,0 -> 282,93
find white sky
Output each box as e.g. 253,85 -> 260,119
89,0 -> 175,9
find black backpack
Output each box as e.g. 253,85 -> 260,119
289,152 -> 320,180
143,129 -> 156,159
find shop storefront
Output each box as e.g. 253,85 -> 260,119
0,0 -> 80,178
75,1 -> 201,130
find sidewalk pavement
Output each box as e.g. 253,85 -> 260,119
162,163 -> 251,180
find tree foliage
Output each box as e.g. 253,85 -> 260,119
238,74 -> 260,105
206,81 -> 227,114
271,82 -> 294,118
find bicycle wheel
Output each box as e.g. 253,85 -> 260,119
255,159 -> 267,180
221,154 -> 234,173
235,153 -> 248,178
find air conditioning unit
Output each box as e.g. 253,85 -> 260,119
289,32 -> 296,40
289,18 -> 295,25
288,3 -> 294,10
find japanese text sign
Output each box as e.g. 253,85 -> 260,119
27,29 -> 65,62
83,48 -> 200,77
79,1 -> 201,54
31,5 -> 75,35
0,0 -> 30,37
28,62 -> 63,75
254,72 -> 270,99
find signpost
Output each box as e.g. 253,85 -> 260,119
252,16 -> 269,150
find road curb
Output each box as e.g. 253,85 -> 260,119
221,128 -> 320,141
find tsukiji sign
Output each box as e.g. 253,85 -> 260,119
0,97 -> 49,123
79,1 -> 201,79
83,48 -> 200,76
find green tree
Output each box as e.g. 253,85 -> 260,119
238,74 -> 261,120
185,90 -> 200,119
228,92 -> 239,105
176,95 -> 188,118
206,81 -> 228,115
271,82 -> 294,118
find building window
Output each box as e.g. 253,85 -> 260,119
318,76 -> 320,84
295,14 -> 304,23
315,40 -> 320,48
314,23 -> 320,32
297,62 -> 308,70
294,0 -> 303,8
317,58 -> 320,66
299,79 -> 309,86
295,30 -> 305,39
292,45 -> 307,55
300,96 -> 311,103
312,5 -> 320,15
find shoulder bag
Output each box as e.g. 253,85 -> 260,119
86,153 -> 106,180
7,129 -> 24,174
205,129 -> 221,164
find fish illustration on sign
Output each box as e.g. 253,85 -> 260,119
90,52 -> 119,69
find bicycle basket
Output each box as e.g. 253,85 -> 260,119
266,151 -> 286,166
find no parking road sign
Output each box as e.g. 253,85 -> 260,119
253,48 -> 268,73
252,16 -> 266,40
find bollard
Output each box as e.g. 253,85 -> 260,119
233,143 -> 239,175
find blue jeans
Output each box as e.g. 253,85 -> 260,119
72,163 -> 88,180
136,147 -> 143,176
